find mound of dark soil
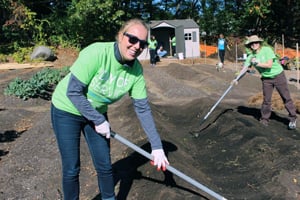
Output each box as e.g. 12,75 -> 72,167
1,54 -> 300,200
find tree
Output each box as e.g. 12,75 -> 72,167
1,0 -> 299,50
268,0 -> 300,46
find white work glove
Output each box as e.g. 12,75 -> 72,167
151,149 -> 169,171
231,79 -> 238,86
95,121 -> 110,139
251,57 -> 258,66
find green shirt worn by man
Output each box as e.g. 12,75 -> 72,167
171,36 -> 176,47
148,39 -> 157,50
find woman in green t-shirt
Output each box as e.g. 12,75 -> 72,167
232,35 -> 297,130
51,19 -> 169,200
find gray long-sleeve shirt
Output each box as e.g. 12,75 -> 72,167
66,43 -> 162,150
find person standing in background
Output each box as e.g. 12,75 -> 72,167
217,33 -> 226,68
51,18 -> 169,200
148,35 -> 158,66
170,35 -> 176,57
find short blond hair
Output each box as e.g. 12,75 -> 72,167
116,19 -> 148,41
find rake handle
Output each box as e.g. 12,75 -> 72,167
201,71 -> 246,123
111,131 -> 227,200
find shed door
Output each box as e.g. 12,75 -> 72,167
184,30 -> 199,58
175,25 -> 185,57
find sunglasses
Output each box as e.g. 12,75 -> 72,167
250,42 -> 260,46
123,32 -> 148,49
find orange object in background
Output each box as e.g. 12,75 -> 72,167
276,48 -> 297,59
199,43 -> 298,60
199,44 -> 217,57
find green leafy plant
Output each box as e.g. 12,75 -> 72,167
4,67 -> 69,100
0,54 -> 9,63
11,47 -> 33,63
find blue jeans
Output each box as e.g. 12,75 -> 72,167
218,49 -> 225,64
149,49 -> 157,64
51,104 -> 115,200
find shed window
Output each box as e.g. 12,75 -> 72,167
184,33 -> 192,40
192,31 -> 197,42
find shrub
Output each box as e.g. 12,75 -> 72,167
4,67 -> 69,100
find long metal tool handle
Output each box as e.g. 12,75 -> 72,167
201,71 -> 246,124
111,131 -> 227,200
203,84 -> 233,121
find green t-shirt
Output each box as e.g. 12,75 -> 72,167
171,37 -> 176,46
245,46 -> 283,78
52,42 -> 147,115
148,39 -> 157,50
244,46 -> 283,78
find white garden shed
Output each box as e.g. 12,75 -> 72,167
138,19 -> 200,60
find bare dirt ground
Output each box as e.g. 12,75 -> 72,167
1,48 -> 300,200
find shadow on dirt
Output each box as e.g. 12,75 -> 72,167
237,105 -> 290,125
91,140 -> 207,200
0,130 -> 24,143
0,130 -> 25,159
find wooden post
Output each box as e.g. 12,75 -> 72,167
204,40 -> 207,64
235,41 -> 238,72
282,34 -> 285,58
297,43 -> 299,90
169,37 -> 172,57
